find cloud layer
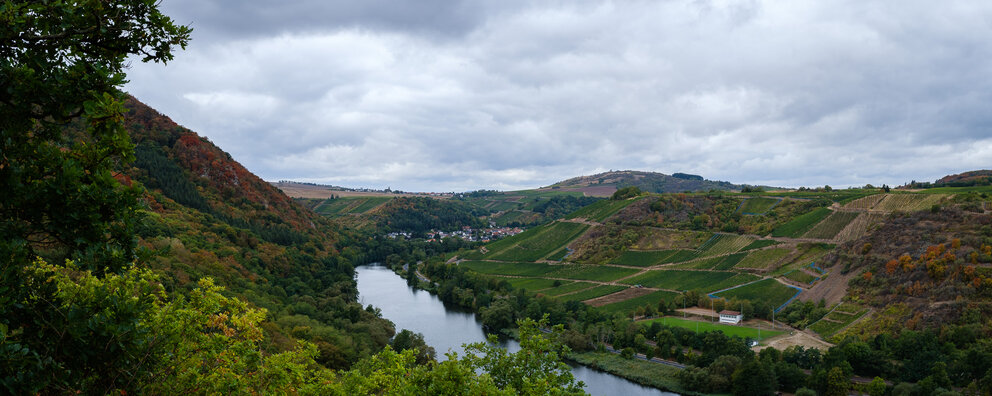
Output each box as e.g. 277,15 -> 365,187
125,0 -> 992,191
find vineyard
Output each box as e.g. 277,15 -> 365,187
557,285 -> 628,302
597,290 -> 680,314
734,247 -> 792,270
803,211 -> 859,239
809,303 -> 869,338
459,261 -> 555,276
612,250 -> 681,267
483,221 -> 590,261
738,197 -> 781,214
843,194 -> 886,210
771,207 -> 832,237
315,196 -> 391,215
621,270 -> 758,292
712,279 -> 800,311
566,198 -> 637,222
871,193 -> 948,212
834,212 -> 886,241
549,265 -> 640,282
698,234 -> 755,256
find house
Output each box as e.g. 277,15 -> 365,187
718,310 -> 743,325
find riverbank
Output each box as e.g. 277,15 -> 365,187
397,265 -> 692,395
566,352 -> 699,396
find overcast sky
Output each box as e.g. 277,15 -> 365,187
125,0 -> 992,192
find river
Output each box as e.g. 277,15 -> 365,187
356,264 -> 677,396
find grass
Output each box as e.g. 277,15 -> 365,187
738,197 -> 781,214
565,198 -> 636,222
557,285 -> 628,302
642,316 -> 784,340
771,207 -> 832,237
550,265 -> 640,282
611,250 -> 678,267
484,221 -> 590,262
741,239 -> 780,251
803,211 -> 860,239
712,278 -> 799,309
735,248 -> 791,270
459,261 -> 555,277
567,352 -> 688,394
809,303 -> 869,338
597,290 -> 681,314
620,270 -> 757,292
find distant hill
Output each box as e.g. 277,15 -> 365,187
545,170 -> 742,196
935,170 -> 992,187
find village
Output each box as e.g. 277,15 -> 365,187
387,224 -> 524,242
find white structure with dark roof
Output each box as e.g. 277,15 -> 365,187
719,310 -> 743,325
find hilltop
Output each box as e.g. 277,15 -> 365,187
547,170 -> 743,196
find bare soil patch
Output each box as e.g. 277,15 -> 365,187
800,263 -> 857,305
756,330 -> 833,352
585,287 -> 653,307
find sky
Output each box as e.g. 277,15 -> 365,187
125,0 -> 992,192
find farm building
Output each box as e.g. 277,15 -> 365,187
719,310 -> 743,325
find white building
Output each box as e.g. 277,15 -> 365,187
718,310 -> 743,325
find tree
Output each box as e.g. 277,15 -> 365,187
612,186 -> 642,200
391,329 -> 437,365
460,316 -> 585,395
1,0 -> 191,273
731,360 -> 777,396
824,366 -> 850,396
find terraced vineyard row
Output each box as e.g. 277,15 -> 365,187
803,211 -> 859,239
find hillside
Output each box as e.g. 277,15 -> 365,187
547,170 -> 743,196
122,96 -> 395,367
935,169 -> 992,187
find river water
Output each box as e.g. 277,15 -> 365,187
356,264 -> 677,396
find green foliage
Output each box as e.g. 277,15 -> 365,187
1,0 -> 190,273
460,261 -> 556,277
597,290 -> 680,315
611,250 -> 680,267
550,265 -> 640,282
738,197 -> 780,214
485,222 -> 590,262
803,211 -> 859,239
0,258 -> 333,394
461,317 -> 586,395
612,186 -> 643,201
566,199 -> 637,222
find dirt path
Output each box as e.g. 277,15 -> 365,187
756,329 -> 834,352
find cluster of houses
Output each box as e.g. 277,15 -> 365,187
425,225 -> 524,242
385,226 -> 524,242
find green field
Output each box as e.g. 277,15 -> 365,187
565,198 -> 636,222
738,197 -> 781,214
474,221 -> 589,262
546,247 -> 570,261
712,278 -> 799,309
671,253 -> 746,271
659,249 -> 702,264
597,290 -> 680,314
611,250 -> 679,267
620,270 -> 758,292
803,211 -> 859,239
551,265 -> 640,282
735,247 -> 791,270
459,261 -> 555,277
557,285 -> 628,302
809,303 -> 869,338
641,316 -> 784,340
771,207 -> 832,237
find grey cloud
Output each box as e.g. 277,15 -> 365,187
126,0 -> 992,192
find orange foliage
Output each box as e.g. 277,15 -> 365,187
886,259 -> 899,275
951,238 -> 961,249
862,271 -> 873,281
